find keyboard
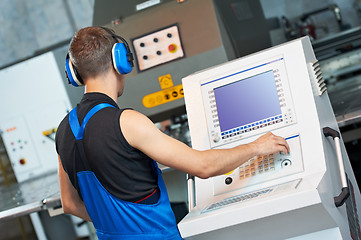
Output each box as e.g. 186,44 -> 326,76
202,179 -> 301,213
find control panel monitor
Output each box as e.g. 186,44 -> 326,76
201,56 -> 296,148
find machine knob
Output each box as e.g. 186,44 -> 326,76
225,177 -> 233,185
213,133 -> 220,143
281,159 -> 292,168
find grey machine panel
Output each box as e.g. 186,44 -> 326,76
102,0 -> 233,122
93,0 -> 272,122
93,0 -> 235,122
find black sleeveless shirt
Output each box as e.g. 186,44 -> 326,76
56,92 -> 158,202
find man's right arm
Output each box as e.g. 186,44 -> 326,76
58,156 -> 91,222
120,110 -> 289,179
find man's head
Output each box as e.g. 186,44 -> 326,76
68,27 -> 117,82
66,27 -> 133,89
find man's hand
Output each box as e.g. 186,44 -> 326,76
249,132 -> 290,156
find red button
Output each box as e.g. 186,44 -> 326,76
168,44 -> 177,52
19,158 -> 26,165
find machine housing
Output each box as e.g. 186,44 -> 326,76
179,37 -> 361,239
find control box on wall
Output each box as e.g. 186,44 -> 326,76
132,24 -> 185,72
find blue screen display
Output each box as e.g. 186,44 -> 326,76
214,70 -> 281,132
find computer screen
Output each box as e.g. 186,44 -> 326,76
214,70 -> 282,133
200,56 -> 296,148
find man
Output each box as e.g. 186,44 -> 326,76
56,26 -> 290,239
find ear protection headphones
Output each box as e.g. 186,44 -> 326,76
65,27 -> 134,87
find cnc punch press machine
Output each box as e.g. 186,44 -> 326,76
178,37 -> 361,240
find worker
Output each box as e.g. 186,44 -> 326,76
55,26 -> 290,240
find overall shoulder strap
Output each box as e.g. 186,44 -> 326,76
68,103 -> 117,200
69,103 -> 116,140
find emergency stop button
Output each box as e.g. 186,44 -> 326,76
19,158 -> 26,165
168,44 -> 177,53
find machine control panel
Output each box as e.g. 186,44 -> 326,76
0,117 -> 41,176
0,101 -> 69,182
132,24 -> 185,71
201,56 -> 296,148
213,134 -> 304,195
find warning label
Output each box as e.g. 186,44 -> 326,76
158,74 -> 174,89
142,84 -> 184,108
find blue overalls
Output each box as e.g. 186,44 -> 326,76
69,103 -> 183,240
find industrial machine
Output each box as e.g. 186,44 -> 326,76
312,27 -> 361,188
0,52 -> 90,240
179,37 -> 361,239
92,0 -> 272,205
93,0 -> 270,123
0,52 -> 70,183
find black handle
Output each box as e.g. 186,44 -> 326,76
323,127 -> 340,139
334,187 -> 350,207
323,127 -> 349,207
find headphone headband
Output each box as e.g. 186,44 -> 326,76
100,27 -> 134,67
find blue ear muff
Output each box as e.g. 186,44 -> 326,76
65,55 -> 84,87
112,43 -> 133,75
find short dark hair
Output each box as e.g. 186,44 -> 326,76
68,27 -> 117,80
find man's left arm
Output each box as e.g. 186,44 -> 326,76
58,155 -> 91,222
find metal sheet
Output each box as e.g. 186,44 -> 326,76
0,171 -> 60,222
